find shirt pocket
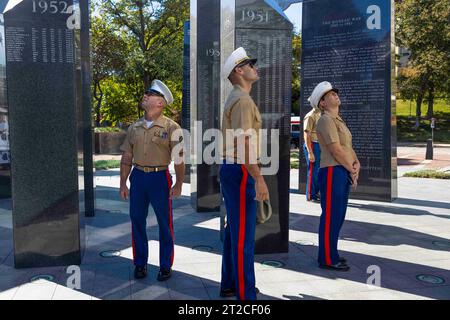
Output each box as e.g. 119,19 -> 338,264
337,125 -> 351,145
151,136 -> 170,147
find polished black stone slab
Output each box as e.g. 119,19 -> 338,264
190,0 -> 221,212
182,20 -> 190,183
299,0 -> 397,202
78,0 -> 95,217
221,0 -> 293,254
3,0 -> 86,268
0,2 -> 11,199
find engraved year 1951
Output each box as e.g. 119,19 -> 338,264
206,48 -> 220,57
241,9 -> 269,23
32,0 -> 70,14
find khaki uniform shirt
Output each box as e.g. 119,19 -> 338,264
303,108 -> 321,142
120,115 -> 183,166
316,112 -> 355,168
221,85 -> 262,163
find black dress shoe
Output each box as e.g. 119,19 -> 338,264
339,257 -> 347,264
319,262 -> 350,272
134,266 -> 147,279
311,197 -> 321,203
157,269 -> 172,281
219,287 -> 260,297
219,288 -> 236,297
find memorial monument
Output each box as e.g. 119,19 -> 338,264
299,0 -> 397,201
181,20 -> 190,183
1,0 -> 93,268
220,0 -> 292,253
190,0 -> 222,212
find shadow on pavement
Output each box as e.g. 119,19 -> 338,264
348,202 -> 450,220
1,186 -> 449,300
394,198 -> 450,210
290,213 -> 450,252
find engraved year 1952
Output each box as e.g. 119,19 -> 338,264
32,0 -> 70,14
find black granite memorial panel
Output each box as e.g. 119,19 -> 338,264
0,7 -> 11,199
182,20 -> 190,183
78,0 -> 94,218
191,0 -> 221,212
299,0 -> 397,201
235,0 -> 292,254
182,21 -> 190,134
3,0 -> 84,268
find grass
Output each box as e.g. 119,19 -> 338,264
397,111 -> 450,143
396,99 -> 450,143
94,160 -> 121,170
291,151 -> 299,169
403,170 -> 450,179
396,99 -> 450,117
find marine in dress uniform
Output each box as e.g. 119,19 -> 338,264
303,105 -> 321,202
220,47 -> 269,300
119,80 -> 185,280
313,81 -> 360,272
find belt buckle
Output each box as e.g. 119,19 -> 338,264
144,167 -> 150,173
155,167 -> 159,172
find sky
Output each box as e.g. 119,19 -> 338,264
283,2 -> 302,32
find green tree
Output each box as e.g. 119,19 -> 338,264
91,13 -> 129,126
292,30 -> 301,116
96,0 -> 189,122
99,77 -> 139,126
396,0 -> 450,128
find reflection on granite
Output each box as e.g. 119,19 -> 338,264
190,0 -> 221,212
13,192 -> 81,268
3,0 -> 85,268
218,0 -> 293,254
299,0 -> 397,202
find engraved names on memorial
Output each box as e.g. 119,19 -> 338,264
300,0 -> 396,201
233,0 -> 292,253
6,25 -> 73,63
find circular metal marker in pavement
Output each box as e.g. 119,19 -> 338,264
261,260 -> 285,268
432,241 -> 450,249
30,274 -> 54,283
100,250 -> 121,258
295,240 -> 315,246
192,245 -> 213,252
416,274 -> 445,285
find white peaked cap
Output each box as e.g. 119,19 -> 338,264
148,80 -> 174,105
222,47 -> 257,79
308,81 -> 339,109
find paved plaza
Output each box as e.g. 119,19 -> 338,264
0,144 -> 449,300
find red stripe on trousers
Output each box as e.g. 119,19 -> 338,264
131,229 -> 136,264
308,142 -> 314,200
325,167 -> 333,266
238,165 -> 248,300
165,170 -> 175,266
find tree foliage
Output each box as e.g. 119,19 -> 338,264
91,14 -> 129,126
292,30 -> 301,115
396,0 -> 450,127
91,0 -> 189,126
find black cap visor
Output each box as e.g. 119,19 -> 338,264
145,89 -> 165,98
320,88 -> 339,101
236,58 -> 258,68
